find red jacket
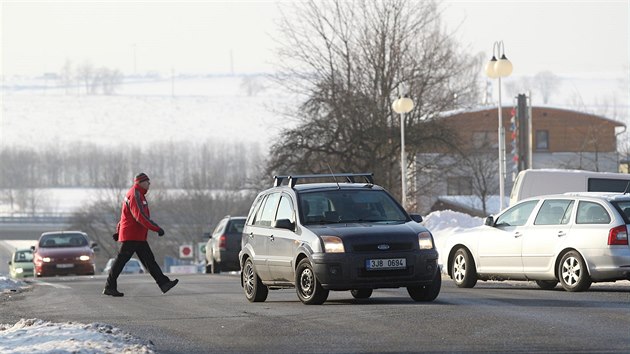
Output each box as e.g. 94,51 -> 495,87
116,184 -> 160,242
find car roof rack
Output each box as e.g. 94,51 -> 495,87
273,173 -> 374,188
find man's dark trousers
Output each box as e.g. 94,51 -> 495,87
105,241 -> 169,290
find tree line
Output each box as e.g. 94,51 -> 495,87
0,140 -> 264,190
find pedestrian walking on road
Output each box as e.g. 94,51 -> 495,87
103,173 -> 178,297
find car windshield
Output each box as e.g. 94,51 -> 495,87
39,233 -> 88,248
14,250 -> 33,262
299,189 -> 407,225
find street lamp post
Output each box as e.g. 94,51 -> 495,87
392,94 -> 415,209
485,41 -> 513,211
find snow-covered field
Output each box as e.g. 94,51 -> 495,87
0,209 -> 479,353
1,76 -> 295,149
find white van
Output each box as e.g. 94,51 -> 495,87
509,169 -> 630,206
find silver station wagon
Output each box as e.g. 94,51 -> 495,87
239,173 -> 441,304
444,192 -> 630,291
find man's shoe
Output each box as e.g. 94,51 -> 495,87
103,288 -> 124,297
160,279 -> 179,294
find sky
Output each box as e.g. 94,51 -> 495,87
1,0 -> 628,78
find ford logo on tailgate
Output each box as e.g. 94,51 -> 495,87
377,244 -> 390,250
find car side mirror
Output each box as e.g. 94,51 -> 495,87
409,214 -> 423,223
484,216 -> 495,226
7,260 -> 11,265
273,218 -> 295,230
30,245 -> 35,251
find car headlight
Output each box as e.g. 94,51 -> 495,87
322,236 -> 345,253
79,255 -> 91,261
15,268 -> 24,274
418,231 -> 434,250
42,257 -> 52,263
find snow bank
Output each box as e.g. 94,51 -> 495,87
0,319 -> 155,354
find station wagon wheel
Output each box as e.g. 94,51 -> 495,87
407,269 -> 441,302
451,248 -> 477,288
350,289 -> 373,299
558,251 -> 592,292
296,258 -> 329,305
243,258 -> 268,302
535,280 -> 558,290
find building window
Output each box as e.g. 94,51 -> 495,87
536,130 -> 549,150
447,177 -> 473,195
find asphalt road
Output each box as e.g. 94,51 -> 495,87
1,272 -> 629,353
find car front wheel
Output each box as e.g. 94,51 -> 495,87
242,258 -> 268,302
407,269 -> 441,302
558,251 -> 592,292
296,258 -> 329,305
451,248 -> 477,288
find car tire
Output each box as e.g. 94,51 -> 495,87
211,258 -> 221,274
242,258 -> 268,302
296,258 -> 329,305
558,250 -> 592,292
407,270 -> 441,302
451,248 -> 477,288
350,289 -> 373,299
535,280 -> 558,290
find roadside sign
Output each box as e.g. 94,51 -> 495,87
179,244 -> 193,259
198,242 -> 206,262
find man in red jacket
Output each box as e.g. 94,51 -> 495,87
103,173 -> 178,297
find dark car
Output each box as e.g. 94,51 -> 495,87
205,216 -> 246,273
31,231 -> 97,277
239,173 -> 441,305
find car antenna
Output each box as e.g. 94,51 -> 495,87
326,162 -> 341,189
624,181 -> 630,195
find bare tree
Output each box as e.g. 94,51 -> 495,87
534,71 -> 560,104
267,0 -> 480,202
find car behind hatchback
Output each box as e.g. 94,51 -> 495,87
205,216 -> 246,273
31,231 -> 97,277
239,173 -> 441,304
8,248 -> 34,278
103,258 -> 145,274
444,192 -> 630,291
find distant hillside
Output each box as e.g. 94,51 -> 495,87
1,75 -> 295,149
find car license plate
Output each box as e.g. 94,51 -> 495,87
56,264 -> 74,269
365,258 -> 406,270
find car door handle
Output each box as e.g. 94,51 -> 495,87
269,235 -> 275,242
557,231 -> 567,237
514,232 -> 523,238
248,232 -> 254,239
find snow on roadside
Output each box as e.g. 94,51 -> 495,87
0,276 -> 155,353
0,319 -> 155,354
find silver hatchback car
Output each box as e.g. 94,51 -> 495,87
444,192 -> 630,291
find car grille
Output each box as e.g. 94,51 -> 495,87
351,242 -> 414,252
357,267 -> 414,278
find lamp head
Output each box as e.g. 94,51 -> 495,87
485,55 -> 499,78
495,54 -> 513,77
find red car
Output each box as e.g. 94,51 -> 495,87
31,231 -> 97,277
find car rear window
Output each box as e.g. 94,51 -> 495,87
612,200 -> 630,224
227,219 -> 245,233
